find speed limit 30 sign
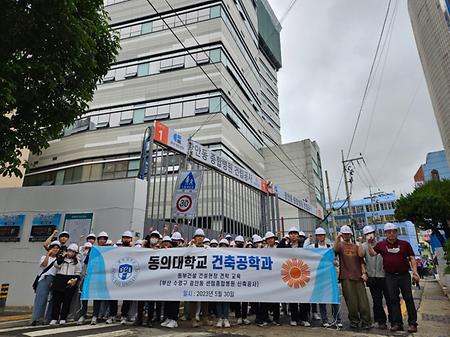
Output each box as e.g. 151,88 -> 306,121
176,195 -> 192,213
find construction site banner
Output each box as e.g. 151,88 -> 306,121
82,247 -> 339,304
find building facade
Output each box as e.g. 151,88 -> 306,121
408,0 -> 450,165
414,149 -> 450,187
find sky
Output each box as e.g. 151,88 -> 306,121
267,0 -> 444,202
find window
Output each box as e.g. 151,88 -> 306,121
64,166 -> 82,184
125,65 -> 138,78
152,20 -> 164,31
198,8 -> 210,21
141,22 -> 152,34
209,96 -> 221,113
133,108 -> 145,124
104,70 -> 115,82
55,170 -> 65,185
195,99 -> 209,113
120,26 -> 131,39
149,61 -> 160,74
196,51 -> 209,64
115,67 -> 126,81
137,63 -> 149,77
90,164 -> 103,181
128,160 -> 140,177
109,112 -> 121,127
97,114 -> 110,128
210,6 -> 221,18
120,110 -> 133,124
172,56 -> 185,69
209,49 -> 221,63
130,25 -> 141,37
144,107 -> 158,121
186,11 -> 198,24
182,101 -> 195,117
170,103 -> 182,119
160,58 -> 172,71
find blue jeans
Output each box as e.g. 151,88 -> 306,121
319,303 -> 341,324
216,302 -> 229,319
32,275 -> 54,322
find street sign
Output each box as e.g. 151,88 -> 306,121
172,170 -> 203,219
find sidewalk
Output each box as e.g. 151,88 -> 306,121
415,279 -> 450,337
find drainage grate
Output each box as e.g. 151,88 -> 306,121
421,313 -> 450,324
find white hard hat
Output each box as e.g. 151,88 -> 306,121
122,231 -> 133,238
340,225 -> 353,234
171,232 -> 182,241
315,227 -> 326,235
299,231 -> 306,237
219,238 -> 230,246
384,223 -> 397,231
203,237 -> 211,243
49,240 -> 61,247
162,235 -> 172,242
84,242 -> 93,248
235,235 -> 245,243
67,243 -> 79,252
86,233 -> 96,239
288,227 -> 299,234
97,231 -> 109,239
252,234 -> 259,239
210,239 -> 219,245
150,230 -> 160,237
253,235 -> 263,243
264,231 -> 276,240
363,225 -> 375,235
59,231 -> 70,237
194,228 -> 205,237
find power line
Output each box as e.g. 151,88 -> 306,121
346,0 -> 393,160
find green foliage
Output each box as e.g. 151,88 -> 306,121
395,180 -> 450,248
0,0 -> 120,177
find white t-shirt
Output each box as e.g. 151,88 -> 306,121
38,256 -> 57,282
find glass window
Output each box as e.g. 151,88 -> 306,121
198,8 -> 210,20
97,114 -> 110,128
115,161 -> 128,172
109,112 -> 121,127
145,106 -> 158,120
195,99 -> 209,113
115,67 -> 126,81
158,104 -> 170,116
128,160 -> 140,171
130,25 -> 141,37
165,16 -> 175,28
172,56 -> 185,68
55,170 -> 65,185
90,164 -> 103,181
125,65 -> 138,78
182,100 -> 195,117
149,61 -> 160,74
160,58 -> 173,71
196,51 -> 209,64
133,108 -> 145,124
209,49 -> 221,63
209,96 -> 221,113
152,20 -> 164,31
186,11 -> 198,24
120,26 -> 131,39
137,63 -> 149,77
120,110 -> 133,124
185,55 -> 196,68
170,103 -> 182,119
210,6 -> 221,18
141,22 -> 152,34
174,13 -> 186,27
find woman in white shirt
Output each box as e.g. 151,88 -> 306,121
31,240 -> 61,326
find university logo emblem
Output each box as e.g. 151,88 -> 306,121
112,257 -> 140,287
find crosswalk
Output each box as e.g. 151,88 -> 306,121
0,323 -> 215,337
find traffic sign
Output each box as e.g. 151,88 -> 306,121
176,195 -> 192,212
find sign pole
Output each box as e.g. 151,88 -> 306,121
143,126 -> 154,230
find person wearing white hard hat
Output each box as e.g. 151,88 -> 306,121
367,223 -> 419,333
358,225 -> 391,330
189,228 -> 205,248
334,225 -> 371,330
259,231 -> 280,326
31,241 -> 61,326
234,235 -> 245,248
49,244 -> 81,326
209,239 -> 219,248
203,238 -> 211,247
252,235 -> 264,248
277,226 -> 311,327
121,231 -> 133,247
170,231 -> 183,247
43,229 -> 70,253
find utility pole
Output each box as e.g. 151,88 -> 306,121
341,150 -> 364,235
325,170 -> 337,240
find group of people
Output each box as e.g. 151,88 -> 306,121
30,222 -> 420,333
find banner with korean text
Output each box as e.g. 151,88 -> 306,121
82,247 -> 339,304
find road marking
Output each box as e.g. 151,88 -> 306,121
79,329 -> 135,337
23,323 -> 119,336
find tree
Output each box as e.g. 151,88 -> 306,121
395,180 -> 450,249
0,0 -> 120,177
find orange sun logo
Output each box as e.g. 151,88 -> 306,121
281,258 -> 311,288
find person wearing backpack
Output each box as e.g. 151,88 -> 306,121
31,241 -> 61,326
49,243 -> 81,325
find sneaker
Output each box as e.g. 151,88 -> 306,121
59,320 -> 66,325
223,319 -> 231,328
161,318 -> 170,327
216,319 -> 223,327
120,317 -> 127,325
290,321 -> 297,326
49,320 -> 58,326
90,317 -> 97,325
322,322 -> 331,328
407,324 -> 418,333
106,317 -> 115,324
313,313 -> 321,321
300,321 -> 311,327
237,318 -> 243,325
243,318 -> 251,325
77,316 -> 85,325
337,323 -> 343,328
166,320 -> 178,328
258,321 -> 269,327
